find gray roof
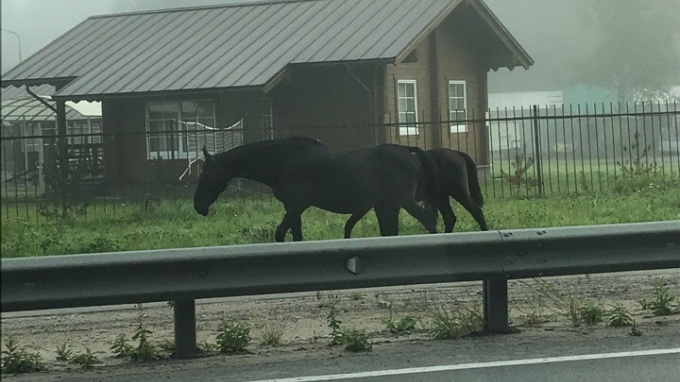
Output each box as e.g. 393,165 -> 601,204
2,97 -> 101,124
1,84 -> 56,99
1,0 -> 532,101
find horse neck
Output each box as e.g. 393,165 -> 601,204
214,143 -> 294,187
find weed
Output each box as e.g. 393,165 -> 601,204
55,342 -> 73,361
607,304 -> 634,327
579,301 -> 605,326
427,303 -> 483,340
110,334 -> 133,358
528,279 -> 594,327
640,277 -> 677,316
129,305 -> 159,362
1,335 -> 42,374
383,316 -> 417,334
326,302 -> 344,345
69,348 -> 101,370
617,131 -> 658,177
216,318 -> 251,354
260,321 -> 286,347
341,329 -> 372,352
514,283 -> 550,326
500,149 -> 539,188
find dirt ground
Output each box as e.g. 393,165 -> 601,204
1,270 -> 679,376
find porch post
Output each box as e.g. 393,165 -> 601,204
55,100 -> 69,218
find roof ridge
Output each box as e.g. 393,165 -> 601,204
88,0 -> 326,20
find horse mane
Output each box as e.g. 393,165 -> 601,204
212,136 -> 324,158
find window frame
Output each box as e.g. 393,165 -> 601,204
261,96 -> 274,141
397,79 -> 419,136
145,100 -> 216,160
448,80 -> 468,133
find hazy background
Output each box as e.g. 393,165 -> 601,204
2,0 -> 679,98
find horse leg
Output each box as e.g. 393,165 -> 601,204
275,209 -> 305,242
438,196 -> 458,233
402,199 -> 438,234
465,204 -> 489,231
451,189 -> 489,231
374,205 -> 400,236
290,214 -> 304,241
344,208 -> 371,239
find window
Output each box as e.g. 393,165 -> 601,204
448,80 -> 468,133
146,100 -> 215,159
261,96 -> 274,140
397,80 -> 418,136
66,120 -> 102,145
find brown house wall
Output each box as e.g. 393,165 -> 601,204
385,38 -> 435,149
435,13 -> 489,164
101,92 -> 265,196
272,65 -> 376,149
383,10 -> 492,165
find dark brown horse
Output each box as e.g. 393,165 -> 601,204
193,137 -> 440,242
343,148 -> 488,237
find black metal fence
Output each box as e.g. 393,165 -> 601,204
1,102 -> 678,220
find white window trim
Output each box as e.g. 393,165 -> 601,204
397,79 -> 419,136
145,100 -> 215,160
448,80 -> 468,133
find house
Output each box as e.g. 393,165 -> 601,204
1,0 -> 532,196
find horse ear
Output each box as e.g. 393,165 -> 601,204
202,146 -> 218,166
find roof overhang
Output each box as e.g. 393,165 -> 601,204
51,85 -> 265,103
466,0 -> 533,70
264,58 -> 393,94
1,77 -> 77,90
394,0 -> 465,65
393,0 -> 533,70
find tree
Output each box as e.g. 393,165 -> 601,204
575,0 -> 680,102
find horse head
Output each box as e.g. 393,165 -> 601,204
193,146 -> 231,216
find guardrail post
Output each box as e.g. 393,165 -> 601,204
483,276 -> 509,333
173,299 -> 196,358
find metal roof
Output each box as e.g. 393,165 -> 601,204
1,84 -> 56,99
1,97 -> 101,123
1,0 -> 533,100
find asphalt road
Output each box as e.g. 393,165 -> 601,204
285,350 -> 680,382
6,324 -> 679,382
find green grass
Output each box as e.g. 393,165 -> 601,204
483,160 -> 679,198
1,186 -> 679,258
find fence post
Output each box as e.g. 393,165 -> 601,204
173,299 -> 197,358
531,105 -> 544,196
483,276 -> 509,333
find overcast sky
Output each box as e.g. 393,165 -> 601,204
1,0 -> 598,93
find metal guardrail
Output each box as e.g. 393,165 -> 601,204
2,221 -> 679,357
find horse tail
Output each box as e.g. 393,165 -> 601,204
408,147 -> 439,217
459,151 -> 484,207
